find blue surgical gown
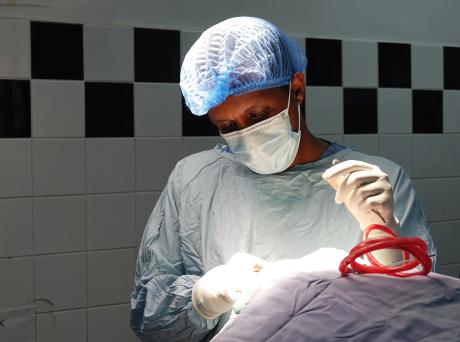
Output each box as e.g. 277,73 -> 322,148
130,144 -> 437,341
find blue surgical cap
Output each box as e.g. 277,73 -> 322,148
180,16 -> 308,116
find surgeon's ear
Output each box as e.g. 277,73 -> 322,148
291,72 -> 305,106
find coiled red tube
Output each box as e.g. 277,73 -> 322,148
339,224 -> 432,277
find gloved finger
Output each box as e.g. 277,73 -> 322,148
346,167 -> 387,187
355,178 -> 391,200
358,190 -> 394,214
227,252 -> 267,271
335,169 -> 383,203
232,285 -> 259,315
200,265 -> 235,293
322,160 -> 376,189
231,272 -> 263,314
230,266 -> 265,297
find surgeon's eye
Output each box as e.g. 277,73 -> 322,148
249,112 -> 269,121
220,123 -> 238,134
247,111 -> 271,126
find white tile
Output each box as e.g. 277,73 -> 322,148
431,221 -> 460,265
86,138 -> 135,193
37,309 -> 86,342
439,263 -> 460,278
411,45 -> 443,89
0,198 -> 32,257
35,253 -> 86,312
443,178 -> 460,221
31,80 -> 85,137
181,136 -> 223,157
444,90 -> 460,133
411,134 -> 443,178
0,257 -> 33,308
34,196 -> 85,254
379,134 -> 411,174
87,193 -> 136,250
442,134 -> 460,177
136,138 -> 182,191
344,134 -> 379,155
429,222 -> 444,265
318,134 -> 344,145
84,25 -> 134,81
305,86 -> 343,134
378,88 -> 412,133
180,31 -> 201,62
0,139 -> 32,197
342,40 -> 378,87
0,19 -> 30,78
33,139 -> 85,196
442,221 -> 460,264
412,179 -> 443,222
87,249 -> 136,306
136,192 -> 161,244
88,303 -> 137,342
292,36 -> 306,55
134,83 -> 182,137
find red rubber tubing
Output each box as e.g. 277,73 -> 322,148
339,224 -> 432,277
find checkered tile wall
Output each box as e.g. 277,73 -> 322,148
2,21 -> 459,139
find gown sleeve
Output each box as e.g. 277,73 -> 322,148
391,166 -> 438,271
130,161 -> 220,341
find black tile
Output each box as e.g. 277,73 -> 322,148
343,88 -> 377,134
0,80 -> 31,138
305,38 -> 342,86
135,28 -> 180,83
85,82 -> 134,137
31,21 -> 83,80
182,98 -> 219,136
378,42 -> 411,88
412,90 -> 443,133
444,47 -> 460,90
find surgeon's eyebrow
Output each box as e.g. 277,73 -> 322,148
211,103 -> 270,123
244,103 -> 271,115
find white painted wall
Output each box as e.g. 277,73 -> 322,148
1,0 -> 460,45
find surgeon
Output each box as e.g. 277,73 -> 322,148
130,16 -> 437,342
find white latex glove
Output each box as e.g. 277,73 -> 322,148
226,252 -> 267,271
192,253 -> 264,320
322,160 -> 399,232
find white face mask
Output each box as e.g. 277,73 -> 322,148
221,83 -> 301,174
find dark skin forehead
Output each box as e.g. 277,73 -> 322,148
207,85 -> 290,133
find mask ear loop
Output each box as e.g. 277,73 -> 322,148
297,104 -> 301,134
287,81 -> 301,135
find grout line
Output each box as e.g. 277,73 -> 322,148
36,301 -> 131,315
439,262 -> 460,266
83,137 -> 89,342
410,134 -> 414,178
1,174 -> 460,200
30,136 -> 37,342
82,37 -> 90,342
133,124 -> 139,247
427,219 -> 460,224
0,191 -> 158,200
0,247 -> 137,260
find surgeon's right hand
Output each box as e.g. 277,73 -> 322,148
192,264 -> 258,320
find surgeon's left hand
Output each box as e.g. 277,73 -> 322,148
322,160 -> 399,233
